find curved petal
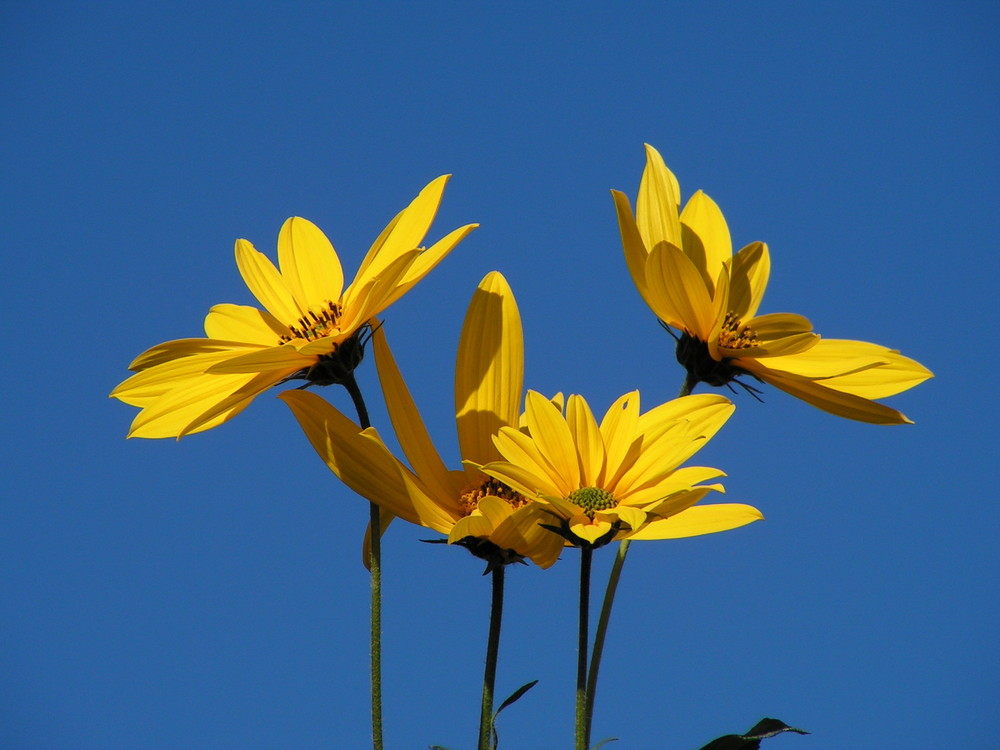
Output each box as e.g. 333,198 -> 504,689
276,217 -> 345,312
455,271 -> 524,476
381,223 -> 479,310
646,241 -> 714,337
372,325 -> 454,502
204,304 -> 288,344
729,242 -> 770,320
524,390 -> 580,492
636,143 -> 681,250
234,238 -> 303,323
492,504 -> 565,569
625,503 -> 763,541
338,249 -> 421,333
355,175 -> 450,287
680,190 -> 732,293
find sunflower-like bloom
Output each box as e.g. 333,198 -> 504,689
280,272 -> 564,569
612,144 -> 932,424
472,389 -> 763,547
111,176 -> 476,438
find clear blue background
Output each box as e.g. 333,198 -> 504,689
2,2 -> 996,748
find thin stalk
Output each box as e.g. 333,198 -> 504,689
576,546 -> 593,750
583,539 -> 630,748
478,566 -> 506,750
342,372 -> 382,750
582,377 -> 694,746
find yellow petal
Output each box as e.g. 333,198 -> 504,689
380,223 -> 479,310
646,241 -> 714,337
611,189 -> 654,306
598,391 -> 641,489
354,175 -> 450,287
636,144 -> 681,251
127,338 -> 247,371
566,394 -> 606,487
112,345 -> 263,405
205,343 -> 315,374
276,217 -> 345,313
492,505 -> 565,569
625,503 -> 763,540
338,249 -> 421,333
204,304 -> 288,344
718,313 -> 818,359
485,427 -> 567,499
680,190 -> 732,294
177,369 -> 291,438
234,238 -> 303,323
455,271 -> 524,475
524,390 -> 580,493
569,515 -> 613,544
728,242 -> 770,320
372,325 -> 455,503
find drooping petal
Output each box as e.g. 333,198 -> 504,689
204,304 -> 289,344
372,325 -> 455,503
234,238 -> 303,323
455,271 -> 524,476
645,241 -> 715,337
680,189 -> 732,293
354,175 -> 450,287
728,242 -> 771,320
276,217 -> 345,312
625,503 -> 763,540
636,143 -> 682,251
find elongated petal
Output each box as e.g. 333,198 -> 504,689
204,304 -> 288,344
729,242 -> 770,320
598,391 -> 641,489
206,343 -> 315,374
455,272 -> 524,476
280,390 -> 462,530
380,223 -> 478,310
636,144 -> 681,250
354,175 -> 450,286
622,468 -> 726,507
485,427 -> 567,498
127,338 -> 249,371
635,393 -> 734,445
235,238 -> 303,323
524,390 -> 580,492
178,368 -> 292,438
566,394 -> 606,487
680,190 -> 732,293
611,189 -> 655,306
372,325 -> 455,502
338,249 -> 421,333
646,241 -> 714,337
743,361 -> 915,424
625,503 -> 763,540
277,217 -> 345,312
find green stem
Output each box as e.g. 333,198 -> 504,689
478,566 -> 505,750
576,546 -> 593,750
679,374 -> 696,399
584,539 -> 630,748
342,373 -> 382,750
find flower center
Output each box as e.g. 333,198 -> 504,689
460,477 -> 528,516
568,487 -> 617,515
279,301 -> 344,344
717,311 -> 758,350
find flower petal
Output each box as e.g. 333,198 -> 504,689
636,143 -> 682,251
566,394 -> 606,488
625,503 -> 763,540
680,190 -> 732,294
234,238 -> 303,323
524,390 -> 580,493
729,242 -> 771,320
454,272 -> 524,475
380,223 -> 479,310
204,304 -> 288,344
276,217 -> 345,312
206,343 -> 315,374
645,241 -> 715,337
611,189 -> 655,306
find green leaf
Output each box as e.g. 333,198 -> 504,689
591,737 -> 620,749
696,718 -> 809,750
495,680 -> 538,715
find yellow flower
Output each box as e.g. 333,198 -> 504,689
473,389 -> 763,547
280,272 -> 565,569
612,144 -> 933,424
111,176 -> 476,438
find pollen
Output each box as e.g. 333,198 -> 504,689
568,487 -> 617,515
717,311 -> 758,350
280,300 -> 343,343
460,477 -> 529,516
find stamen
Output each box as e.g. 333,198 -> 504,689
567,487 -> 617,516
717,311 -> 758,350
460,477 -> 528,516
279,300 -> 344,343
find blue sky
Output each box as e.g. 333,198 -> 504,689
2,2 -> 997,748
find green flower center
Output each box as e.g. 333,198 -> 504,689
460,477 -> 528,516
279,300 -> 344,343
717,311 -> 758,350
568,487 -> 617,514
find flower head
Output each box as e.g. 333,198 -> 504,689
612,144 -> 932,424
473,389 -> 763,548
111,176 -> 476,438
280,272 -> 564,569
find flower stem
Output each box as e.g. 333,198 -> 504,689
478,565 -> 505,750
576,546 -> 593,750
341,372 -> 383,750
584,539 -> 630,748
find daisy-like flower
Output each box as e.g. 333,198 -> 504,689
280,271 -> 564,569
473,389 -> 763,547
111,175 -> 476,438
612,144 -> 932,424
